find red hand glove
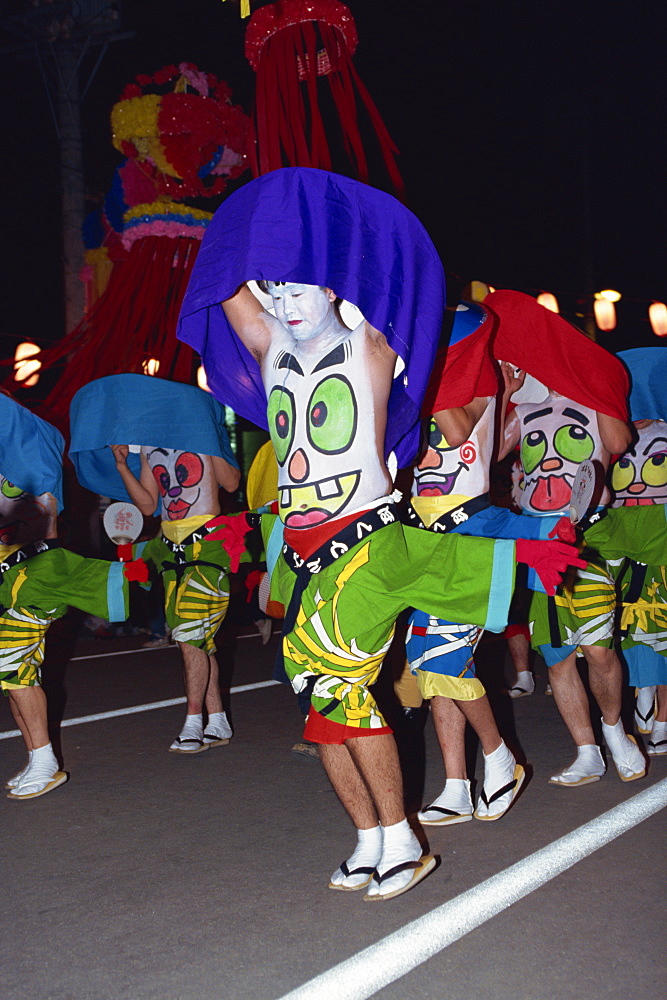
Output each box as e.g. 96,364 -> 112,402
548,516 -> 578,545
515,539 -> 586,596
123,558 -> 149,583
245,568 -> 263,603
206,513 -> 254,573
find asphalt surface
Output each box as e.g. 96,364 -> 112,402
1,619 -> 665,1000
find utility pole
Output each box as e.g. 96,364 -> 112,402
1,2 -> 132,333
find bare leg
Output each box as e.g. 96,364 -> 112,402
648,686 -> 667,755
547,652 -> 605,786
548,651 -> 596,746
6,687 -> 64,799
204,653 -> 224,716
583,645 -> 622,726
321,736 -> 427,899
8,686 -> 49,749
418,696 -> 473,825
507,631 -> 534,697
179,642 -> 213,715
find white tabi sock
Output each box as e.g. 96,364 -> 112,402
365,818 -> 422,898
635,686 -> 657,733
648,720 -> 667,756
13,743 -> 59,797
204,711 -> 233,740
7,750 -> 33,789
419,779 -> 473,824
550,744 -> 606,786
509,671 -> 535,698
602,718 -> 646,779
475,740 -> 522,819
329,825 -> 382,889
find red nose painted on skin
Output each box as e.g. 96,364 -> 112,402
289,448 -> 310,483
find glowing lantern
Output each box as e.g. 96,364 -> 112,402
14,342 -> 41,386
594,298 -> 616,331
142,358 -> 160,375
648,301 -> 667,337
597,289 -> 622,302
197,366 -> 211,392
537,292 -> 559,313
469,281 -> 492,302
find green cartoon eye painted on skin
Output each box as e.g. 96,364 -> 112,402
554,424 -> 595,465
307,375 -> 357,455
428,418 -> 451,451
1,479 -> 25,499
611,456 -> 635,492
642,450 -> 667,488
521,429 -> 547,475
268,386 -> 296,466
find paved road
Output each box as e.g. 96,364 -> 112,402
1,622 -> 665,1000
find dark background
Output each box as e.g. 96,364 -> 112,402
1,0 -> 664,354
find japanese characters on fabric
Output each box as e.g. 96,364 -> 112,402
611,420 -> 667,508
413,398 -> 495,511
511,392 -> 611,516
0,478 -> 57,553
262,284 -> 392,529
142,448 -> 222,522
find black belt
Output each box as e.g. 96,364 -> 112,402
403,493 -> 491,534
0,538 -> 61,580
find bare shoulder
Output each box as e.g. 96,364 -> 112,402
362,320 -> 397,361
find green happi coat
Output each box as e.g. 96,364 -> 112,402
265,514 -> 516,731
0,547 -> 129,690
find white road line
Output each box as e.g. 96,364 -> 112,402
0,679 -> 281,740
70,629 -> 273,661
277,778 -> 667,1000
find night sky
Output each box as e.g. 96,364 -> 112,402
1,0 -> 664,355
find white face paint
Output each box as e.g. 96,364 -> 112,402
611,419 -> 667,507
142,447 -> 219,521
267,283 -> 336,342
0,475 -> 54,547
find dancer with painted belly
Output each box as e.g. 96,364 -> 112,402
491,290 -> 646,787
586,347 -> 667,756
407,303 -> 572,825
1,392 -> 131,799
70,375 -> 241,754
178,168 -> 582,900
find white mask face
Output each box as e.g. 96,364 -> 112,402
0,475 -> 54,547
143,447 -> 218,521
611,420 -> 667,506
268,283 -> 335,342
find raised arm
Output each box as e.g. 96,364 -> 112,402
221,284 -> 275,363
110,445 -> 159,517
498,408 -> 521,461
433,396 -> 489,448
597,412 -> 633,457
212,455 -> 241,494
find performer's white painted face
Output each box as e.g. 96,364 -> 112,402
144,447 -> 218,521
519,396 -> 596,512
414,419 -> 477,496
611,419 -> 667,506
267,282 -> 336,342
0,475 -> 53,546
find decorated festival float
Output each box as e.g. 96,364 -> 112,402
2,61 -> 251,430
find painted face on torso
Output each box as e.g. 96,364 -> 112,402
514,391 -> 609,514
413,398 -> 495,504
142,447 -> 220,521
262,283 -> 391,528
0,475 -> 56,547
611,419 -> 667,507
